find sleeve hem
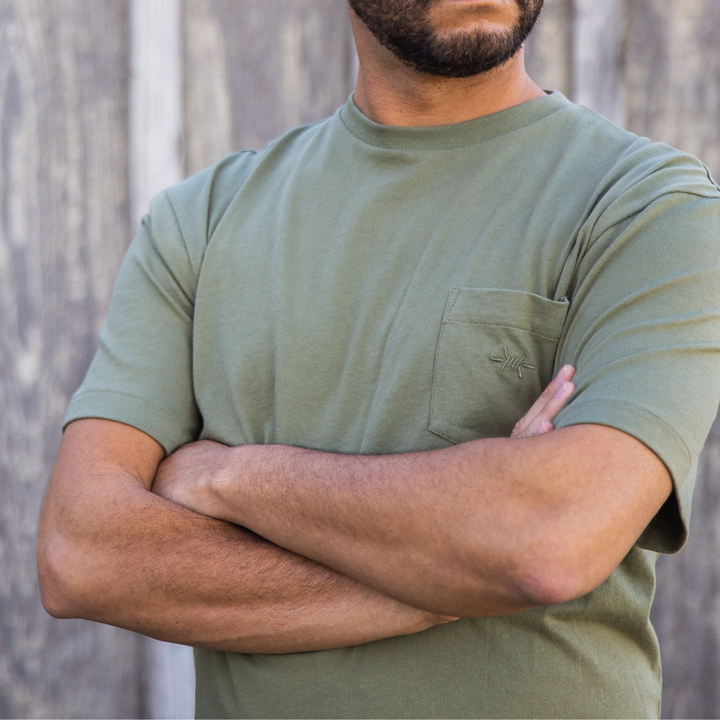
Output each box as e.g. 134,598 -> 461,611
63,390 -> 199,455
554,398 -> 692,553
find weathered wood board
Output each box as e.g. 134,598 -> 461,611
0,0 -> 144,717
183,0 -> 356,172
525,0 -> 573,97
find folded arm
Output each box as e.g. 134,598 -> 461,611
37,419 -> 456,653
38,368 -> 579,651
154,370 -> 672,618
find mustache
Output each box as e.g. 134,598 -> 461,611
417,0 -> 540,8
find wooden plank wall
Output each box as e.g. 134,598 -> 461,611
0,1 -> 144,717
0,1 -> 718,717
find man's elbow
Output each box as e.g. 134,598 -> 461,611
434,547 -> 595,617
37,528 -> 93,620
38,576 -> 76,620
449,533 -> 613,615
511,544 -> 614,609
515,564 -> 590,609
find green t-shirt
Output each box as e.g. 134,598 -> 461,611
66,92 -> 720,719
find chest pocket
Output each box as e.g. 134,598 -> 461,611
430,288 -> 569,443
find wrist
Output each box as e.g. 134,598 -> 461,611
208,443 -> 269,525
203,444 -> 238,522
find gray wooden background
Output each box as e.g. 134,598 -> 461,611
0,0 -> 718,717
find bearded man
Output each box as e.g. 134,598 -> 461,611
38,1 -> 720,718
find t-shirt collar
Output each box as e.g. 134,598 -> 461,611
340,90 -> 569,151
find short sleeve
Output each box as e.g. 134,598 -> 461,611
64,189 -> 205,454
553,160 -> 720,553
64,151 -> 260,453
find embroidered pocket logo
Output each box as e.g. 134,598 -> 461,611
490,347 -> 535,378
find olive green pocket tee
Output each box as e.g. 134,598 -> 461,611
66,92 -> 720,719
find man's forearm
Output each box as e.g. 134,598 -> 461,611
157,436 -> 545,618
157,424 -> 671,618
38,419 -> 452,653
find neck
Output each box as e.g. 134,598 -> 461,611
350,10 -> 544,128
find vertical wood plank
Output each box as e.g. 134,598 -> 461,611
625,0 -> 720,181
144,639 -> 195,719
625,2 -> 720,717
181,0 -> 234,177
183,0 -> 355,174
0,0 -> 144,717
524,0 -> 574,97
130,0 -> 184,230
129,1 -> 196,717
571,0 -> 627,126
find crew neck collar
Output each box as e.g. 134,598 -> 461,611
340,91 -> 569,151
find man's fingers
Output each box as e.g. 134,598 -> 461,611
521,381 -> 575,438
511,365 -> 576,438
513,364 -> 575,435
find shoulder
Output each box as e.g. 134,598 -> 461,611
543,96 -> 720,242
549,94 -> 715,186
160,111 -> 341,244
144,112 -> 340,275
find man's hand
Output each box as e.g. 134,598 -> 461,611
152,439 -> 232,519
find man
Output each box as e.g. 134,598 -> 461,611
38,1 -> 720,717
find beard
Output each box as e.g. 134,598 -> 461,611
348,0 -> 544,78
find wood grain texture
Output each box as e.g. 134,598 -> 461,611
625,0 -> 720,181
571,0 -> 627,125
0,0 -> 145,717
0,0 -> 144,717
625,3 -> 720,717
183,0 -> 356,174
144,638 -> 195,719
130,0 -> 184,230
525,0 -> 574,97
